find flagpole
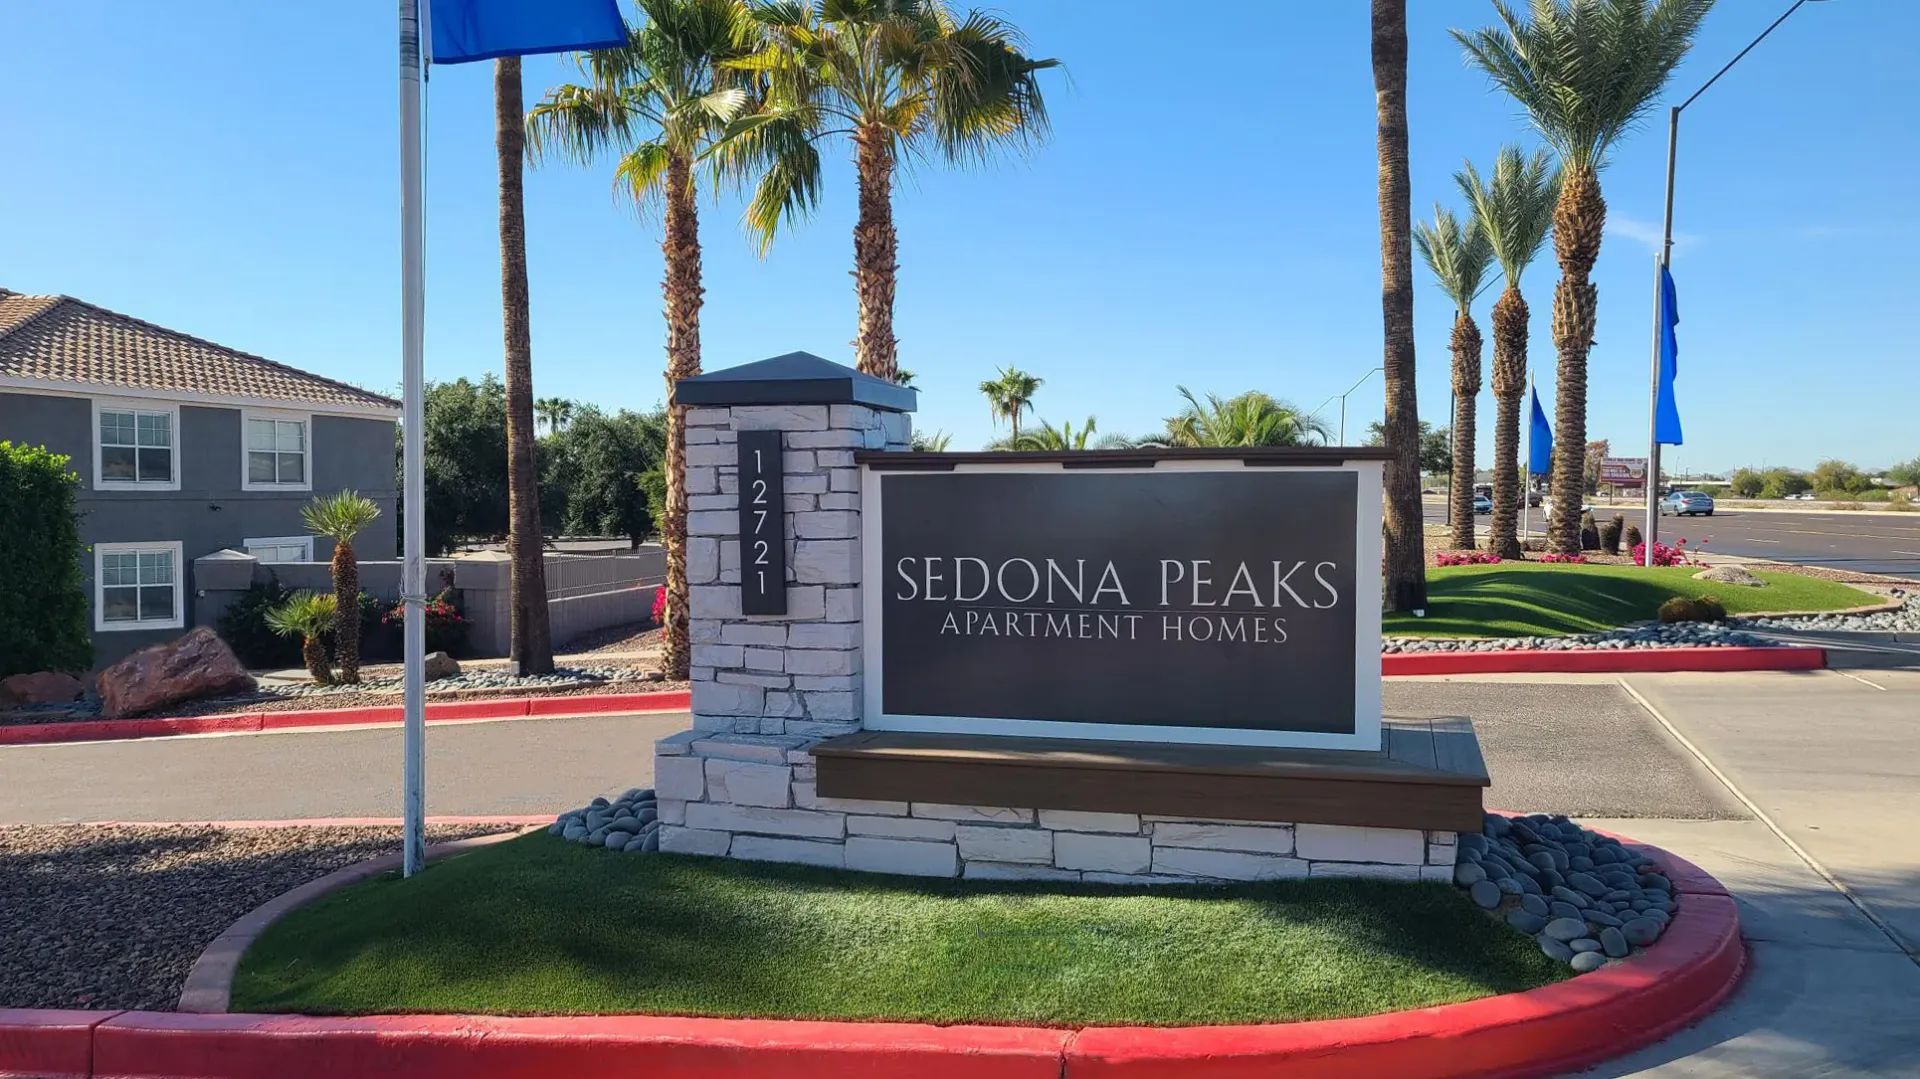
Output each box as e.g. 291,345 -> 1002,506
398,0 -> 428,875
1522,371 -> 1532,544
1644,249 -> 1665,567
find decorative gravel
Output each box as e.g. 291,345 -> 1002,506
1741,593 -> 1918,634
0,823 -> 518,1011
276,664 -> 655,698
1451,812 -> 1676,972
1384,621 -> 1770,653
550,787 -> 659,853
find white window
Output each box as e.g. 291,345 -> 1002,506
245,536 -> 314,563
95,541 -> 184,631
242,410 -> 311,490
93,399 -> 179,490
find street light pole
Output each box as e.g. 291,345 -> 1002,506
1318,366 -> 1383,446
1645,0 -> 1823,565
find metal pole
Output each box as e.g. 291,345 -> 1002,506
398,0 -> 428,875
1522,371 -> 1532,544
1339,396 -> 1346,447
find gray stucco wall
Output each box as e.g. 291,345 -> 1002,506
0,390 -> 397,668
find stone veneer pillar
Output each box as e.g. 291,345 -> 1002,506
651,353 -> 1456,883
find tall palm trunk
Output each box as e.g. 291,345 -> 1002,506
331,540 -> 362,684
1547,164 -> 1604,554
1373,0 -> 1425,611
1487,287 -> 1527,559
853,125 -> 899,380
497,57 -> 554,676
1448,313 -> 1482,551
660,149 -> 703,682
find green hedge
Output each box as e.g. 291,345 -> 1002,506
0,442 -> 93,677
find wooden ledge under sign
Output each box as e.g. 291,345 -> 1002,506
813,718 -> 1488,832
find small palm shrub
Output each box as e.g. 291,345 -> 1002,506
1624,523 -> 1644,551
265,591 -> 338,684
1578,510 -> 1601,551
1658,595 -> 1727,624
303,492 -> 382,684
1599,513 -> 1625,555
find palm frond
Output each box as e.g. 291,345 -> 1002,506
302,491 -> 381,542
264,591 -> 337,639
1161,387 -> 1330,448
1453,0 -> 1714,171
1455,144 -> 1561,289
1414,204 -> 1496,312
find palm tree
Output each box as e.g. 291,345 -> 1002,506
1157,388 -> 1331,448
1458,145 -> 1559,559
909,429 -> 952,451
726,1 -> 1056,379
979,366 -> 1042,440
1374,0 -> 1425,611
536,397 -> 575,435
1414,206 -> 1494,551
1455,0 -> 1712,553
528,0 -> 774,682
988,416 -> 1132,451
497,57 -> 555,676
302,491 -> 381,684
265,591 -> 338,686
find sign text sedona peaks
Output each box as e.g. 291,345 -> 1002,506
870,467 -> 1374,739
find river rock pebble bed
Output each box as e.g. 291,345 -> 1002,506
550,788 -> 660,852
0,823 -> 517,1010
1383,621 -> 1769,653
1452,812 -> 1675,973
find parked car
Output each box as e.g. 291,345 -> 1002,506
1660,490 -> 1716,517
1473,494 -> 1492,515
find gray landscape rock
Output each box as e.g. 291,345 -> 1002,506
1544,917 -> 1589,942
1585,909 -> 1623,929
1551,885 -> 1591,909
1550,900 -> 1584,921
1600,926 -> 1630,958
1496,877 -> 1523,895
1622,918 -> 1663,946
1539,936 -> 1575,963
1455,863 -> 1488,887
603,832 -> 627,849
1507,910 -> 1548,934
1570,951 -> 1608,973
422,651 -> 461,681
1470,880 -> 1502,909
1567,872 -> 1608,898
1569,938 -> 1603,954
1694,565 -> 1768,587
1521,893 -> 1550,917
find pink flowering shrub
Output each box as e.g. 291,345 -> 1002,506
1535,552 -> 1587,564
1630,536 -> 1705,567
1434,550 -> 1503,566
651,585 -> 667,625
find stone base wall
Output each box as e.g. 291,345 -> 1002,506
654,730 -> 1459,883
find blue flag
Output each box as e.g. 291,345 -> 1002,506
1528,387 -> 1553,475
1654,263 -> 1684,445
428,0 -> 627,65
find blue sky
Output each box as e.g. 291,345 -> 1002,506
3,2 -> 1913,473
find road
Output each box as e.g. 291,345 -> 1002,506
1424,499 -> 1920,577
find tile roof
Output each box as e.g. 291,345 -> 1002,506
0,288 -> 399,413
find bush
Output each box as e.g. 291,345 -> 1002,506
1857,488 -> 1892,503
216,579 -> 305,669
1536,552 -> 1588,563
651,585 -> 667,626
1632,537 -> 1702,567
382,588 -> 471,657
1659,595 -> 1727,623
1579,510 -> 1601,552
1624,523 -> 1643,551
1599,513 -> 1625,555
1728,468 -> 1765,498
0,442 -> 92,677
1435,551 -> 1502,566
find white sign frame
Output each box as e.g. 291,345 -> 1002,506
860,458 -> 1384,751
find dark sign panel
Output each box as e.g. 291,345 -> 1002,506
738,430 -> 787,615
877,469 -> 1360,735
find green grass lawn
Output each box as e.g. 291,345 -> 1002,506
231,834 -> 1564,1026
1383,563 -> 1877,638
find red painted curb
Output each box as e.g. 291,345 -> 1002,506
0,1008 -> 117,1079
88,1013 -> 1072,1079
0,690 -> 690,748
1383,644 -> 1824,676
